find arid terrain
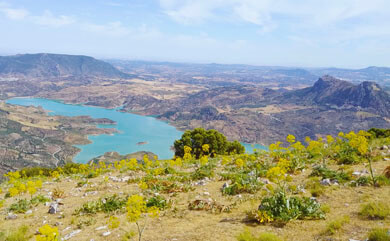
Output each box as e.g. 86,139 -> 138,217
0,101 -> 117,177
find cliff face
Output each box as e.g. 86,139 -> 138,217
283,75 -> 390,116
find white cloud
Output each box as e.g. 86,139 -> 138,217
81,21 -> 132,37
0,2 -> 29,20
159,0 -> 390,35
32,10 -> 75,27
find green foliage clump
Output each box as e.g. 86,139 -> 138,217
191,163 -> 215,180
324,215 -> 350,235
256,191 -> 325,224
222,174 -> 262,195
359,201 -> 390,220
305,177 -> 325,197
30,195 -> 51,205
173,128 -> 245,158
146,195 -> 170,210
367,228 -> 390,241
368,128 -> 390,139
236,229 -> 283,241
74,195 -> 127,215
0,225 -> 30,241
8,199 -> 31,214
310,166 -> 351,183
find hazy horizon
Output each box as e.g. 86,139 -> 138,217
1,0 -> 390,68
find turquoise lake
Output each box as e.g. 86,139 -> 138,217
6,98 -> 266,163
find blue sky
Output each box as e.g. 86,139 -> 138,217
0,0 -> 389,68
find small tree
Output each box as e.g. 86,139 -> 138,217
173,128 -> 245,158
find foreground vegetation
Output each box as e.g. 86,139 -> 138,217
0,128 -> 390,240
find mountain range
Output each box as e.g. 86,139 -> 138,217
0,53 -> 389,144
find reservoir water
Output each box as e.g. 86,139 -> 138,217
6,98 -> 267,163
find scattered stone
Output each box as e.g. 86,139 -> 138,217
83,191 -> 98,197
63,227 -> 72,232
320,178 -> 332,186
62,229 -> 81,240
382,145 -> 389,150
352,171 -> 361,177
222,182 -> 229,190
203,192 -> 210,196
384,158 -> 390,161
6,213 -> 17,220
102,231 -> 111,237
95,226 -> 107,231
48,203 -> 59,214
348,239 -> 360,241
25,210 -> 33,214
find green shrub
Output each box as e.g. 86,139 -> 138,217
222,174 -> 262,195
74,195 -> 127,215
367,228 -> 390,241
306,177 -> 325,197
191,164 -> 215,180
8,199 -> 31,214
0,225 -> 30,241
173,128 -> 245,158
376,175 -> 390,187
236,229 -> 283,241
325,215 -> 350,235
310,166 -> 351,183
255,191 -> 325,223
146,195 -> 170,210
351,176 -> 371,187
30,195 -> 51,205
359,201 -> 390,220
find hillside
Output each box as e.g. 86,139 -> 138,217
0,54 -> 131,79
0,102 -> 117,178
0,129 -> 389,240
282,75 -> 390,116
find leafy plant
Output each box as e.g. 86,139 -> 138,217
253,191 -> 325,224
191,163 -> 215,180
236,228 -> 283,241
8,199 -> 31,214
324,215 -> 350,235
30,195 -> 51,205
74,194 -> 128,215
146,195 -> 170,210
367,228 -> 390,241
310,166 -> 351,183
359,201 -> 390,220
0,225 -> 30,241
222,174 -> 262,195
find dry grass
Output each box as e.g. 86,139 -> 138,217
0,160 -> 389,241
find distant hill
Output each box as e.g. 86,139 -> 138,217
283,75 -> 390,116
309,67 -> 390,86
0,53 -> 132,79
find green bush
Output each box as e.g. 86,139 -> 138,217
359,201 -> 390,220
8,199 -> 31,214
325,215 -> 350,235
222,174 -> 262,195
74,194 -> 127,215
306,177 -> 325,197
30,195 -> 51,205
146,195 -> 170,210
367,228 -> 390,241
257,191 -> 325,223
237,229 -> 282,241
310,166 -> 351,183
191,164 -> 215,180
0,225 -> 30,241
173,128 -> 245,158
